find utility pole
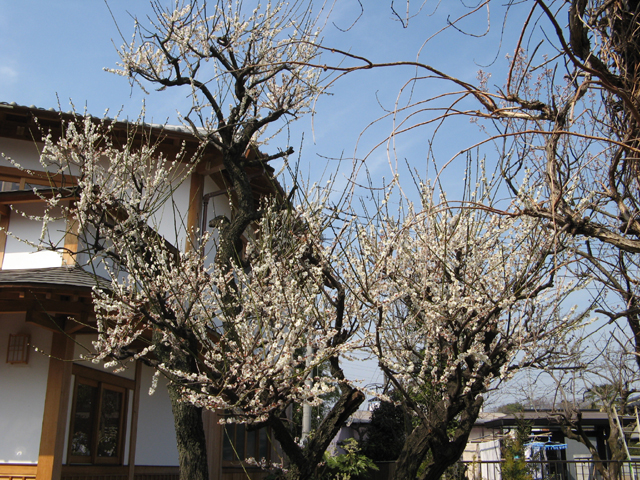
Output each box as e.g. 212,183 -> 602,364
301,343 -> 313,443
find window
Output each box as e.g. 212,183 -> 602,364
222,423 -> 271,464
0,165 -> 77,193
6,333 -> 29,364
68,365 -> 131,465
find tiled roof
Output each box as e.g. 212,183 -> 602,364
0,266 -> 109,290
477,410 -> 630,428
0,101 -> 197,135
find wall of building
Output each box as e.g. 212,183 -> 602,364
0,321 -> 180,468
0,313 -> 52,463
0,137 -> 42,171
152,171 -> 192,251
202,175 -> 234,271
0,138 -> 66,270
135,364 -> 179,466
0,130 -> 225,471
565,436 -> 594,461
2,202 -> 66,269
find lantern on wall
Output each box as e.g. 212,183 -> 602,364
6,333 -> 30,364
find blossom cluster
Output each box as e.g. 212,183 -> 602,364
30,112 -> 581,427
347,185 -> 581,404
42,127 -> 357,422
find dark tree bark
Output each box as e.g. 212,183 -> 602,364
390,390 -> 483,480
269,386 -> 364,480
167,385 -> 209,480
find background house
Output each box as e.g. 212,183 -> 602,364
463,410 -> 638,480
0,103 -> 279,480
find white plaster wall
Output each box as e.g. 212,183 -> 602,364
2,202 -> 65,269
1,136 -> 83,178
0,138 -> 235,272
150,174 -> 192,250
205,175 -> 232,222
0,314 -> 52,463
134,364 -> 179,466
1,135 -> 67,270
0,137 -> 43,171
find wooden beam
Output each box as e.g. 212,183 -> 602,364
0,190 -> 79,204
0,206 -> 9,268
72,363 -> 136,391
127,360 -> 143,480
0,464 -> 37,480
195,156 -> 225,176
36,332 -> 74,480
64,312 -> 93,334
203,410 -> 223,480
0,299 -> 91,315
0,165 -> 77,187
0,287 -> 93,300
26,311 -> 66,333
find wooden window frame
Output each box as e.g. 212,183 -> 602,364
67,365 -> 131,465
0,165 -> 77,190
222,422 -> 272,466
6,333 -> 30,364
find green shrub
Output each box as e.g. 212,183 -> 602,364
321,438 -> 379,480
501,418 -> 533,480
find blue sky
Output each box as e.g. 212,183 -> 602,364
0,1 -> 522,183
0,0 -> 547,403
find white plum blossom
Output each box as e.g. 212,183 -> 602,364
340,181 -> 584,479
36,113 -> 359,422
107,0 -> 327,148
353,185 -> 581,402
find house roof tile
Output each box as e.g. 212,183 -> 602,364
0,266 -> 108,290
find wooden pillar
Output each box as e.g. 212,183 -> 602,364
186,172 -> 204,253
62,210 -> 79,266
127,360 -> 143,480
203,409 -> 223,480
36,332 -> 74,480
0,204 -> 11,268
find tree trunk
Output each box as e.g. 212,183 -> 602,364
391,423 -> 430,480
167,384 -> 209,480
270,386 -> 365,480
417,436 -> 469,480
391,392 -> 483,480
560,409 -> 626,480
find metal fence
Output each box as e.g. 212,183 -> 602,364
460,460 -> 640,480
